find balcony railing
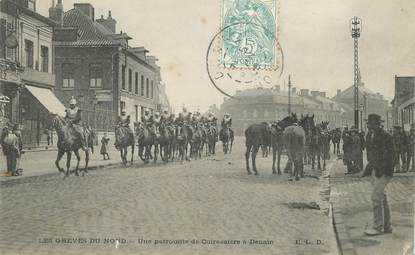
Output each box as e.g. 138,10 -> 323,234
21,68 -> 55,87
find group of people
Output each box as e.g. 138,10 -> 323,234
116,106 -> 233,140
342,122 -> 415,174
338,114 -> 414,236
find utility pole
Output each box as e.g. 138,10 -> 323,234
350,16 -> 362,130
288,75 -> 292,115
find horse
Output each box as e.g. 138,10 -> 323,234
191,124 -> 205,160
175,124 -> 192,163
114,124 -> 135,166
135,124 -> 155,164
299,115 -> 315,165
311,121 -> 331,171
51,115 -> 90,177
283,123 -> 306,181
158,122 -> 173,162
331,128 -> 342,155
205,125 -> 217,156
244,122 -> 270,175
272,114 -> 299,174
219,126 -> 233,154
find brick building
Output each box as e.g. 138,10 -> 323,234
1,0 -> 65,145
50,1 -> 164,131
391,76 -> 415,131
332,81 -> 389,130
220,86 -> 351,135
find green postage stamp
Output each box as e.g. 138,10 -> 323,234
220,0 -> 279,69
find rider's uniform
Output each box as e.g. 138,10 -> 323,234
65,107 -> 86,148
221,116 -> 232,129
153,115 -> 162,134
118,115 -> 130,127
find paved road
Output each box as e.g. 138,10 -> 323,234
330,159 -> 414,255
1,138 -> 338,255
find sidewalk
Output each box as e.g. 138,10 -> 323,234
329,159 -> 414,255
1,145 -> 125,181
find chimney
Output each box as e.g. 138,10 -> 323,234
275,85 -> 280,91
96,10 -> 117,33
300,89 -> 309,96
74,3 -> 95,21
146,56 -> 158,67
49,0 -> 64,26
310,91 -> 319,97
337,89 -> 341,95
130,47 -> 149,59
292,87 -> 296,94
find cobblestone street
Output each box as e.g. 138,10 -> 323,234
330,159 -> 415,255
0,138 -> 338,255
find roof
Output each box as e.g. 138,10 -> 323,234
332,84 -> 385,101
55,8 -> 117,47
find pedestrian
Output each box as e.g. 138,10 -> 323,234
45,128 -> 51,146
349,127 -> 363,173
392,126 -> 406,173
100,133 -> 110,160
406,123 -> 415,172
1,123 -> 20,177
13,124 -> 23,175
362,114 -> 395,236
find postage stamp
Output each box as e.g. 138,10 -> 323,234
220,0 -> 279,69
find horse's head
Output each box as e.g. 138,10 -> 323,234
50,114 -> 66,131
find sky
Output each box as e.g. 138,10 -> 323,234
37,0 -> 415,112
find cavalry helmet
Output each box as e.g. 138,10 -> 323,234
69,97 -> 77,105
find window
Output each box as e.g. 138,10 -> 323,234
25,39 -> 34,68
243,110 -> 247,118
141,75 -> 144,96
128,68 -> 132,92
5,22 -> 16,61
135,72 -> 138,94
140,106 -> 145,118
41,46 -> 49,72
253,109 -> 258,118
121,65 -> 126,90
150,81 -> 154,99
89,63 -> 102,88
135,105 -> 139,122
146,78 -> 149,98
62,63 -> 75,88
120,101 -> 126,112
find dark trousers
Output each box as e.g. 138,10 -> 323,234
6,150 -> 18,174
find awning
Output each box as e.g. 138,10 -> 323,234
25,85 -> 66,116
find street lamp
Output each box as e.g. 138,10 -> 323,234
349,16 -> 362,130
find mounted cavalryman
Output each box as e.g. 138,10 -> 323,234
65,97 -> 87,151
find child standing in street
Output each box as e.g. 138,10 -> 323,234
100,133 -> 110,160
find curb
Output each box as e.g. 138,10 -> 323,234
0,161 -> 126,184
329,160 -> 357,255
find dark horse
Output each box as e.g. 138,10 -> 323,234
245,122 -> 269,175
51,115 -> 90,177
331,128 -> 342,155
205,125 -> 217,156
115,124 -> 135,165
175,124 -> 192,163
158,122 -> 173,162
219,126 -> 234,154
135,124 -> 155,164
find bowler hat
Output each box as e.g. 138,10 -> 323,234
366,114 -> 383,124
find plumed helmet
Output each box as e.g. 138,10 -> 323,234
155,111 -> 160,116
145,109 -> 150,113
69,96 -> 77,105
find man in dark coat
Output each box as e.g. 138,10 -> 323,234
362,114 -> 395,236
